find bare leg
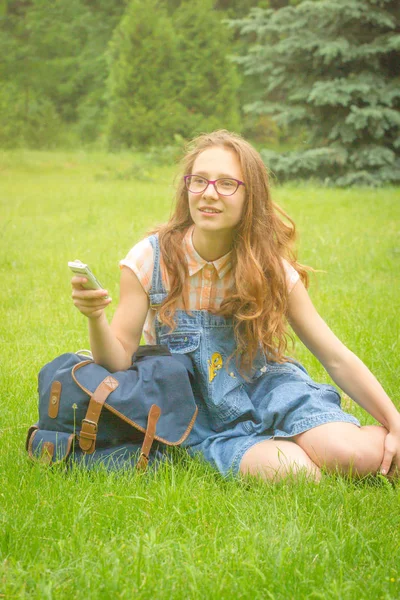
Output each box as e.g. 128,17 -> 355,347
240,438 -> 321,482
294,423 -> 387,477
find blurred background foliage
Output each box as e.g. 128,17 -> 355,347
0,0 -> 399,185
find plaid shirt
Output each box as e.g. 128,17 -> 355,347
120,225 -> 299,344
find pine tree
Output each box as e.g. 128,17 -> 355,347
74,0 -> 127,142
106,0 -> 241,148
106,0 -> 184,148
231,0 -> 400,186
171,0 -> 241,136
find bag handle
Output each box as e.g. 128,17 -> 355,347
79,376 -> 119,453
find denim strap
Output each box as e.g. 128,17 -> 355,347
148,234 -> 167,307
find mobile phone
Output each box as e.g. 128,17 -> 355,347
68,259 -> 109,298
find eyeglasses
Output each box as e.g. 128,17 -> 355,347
184,175 -> 245,196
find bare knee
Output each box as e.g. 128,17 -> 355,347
296,424 -> 387,477
326,438 -> 379,475
240,439 -> 321,482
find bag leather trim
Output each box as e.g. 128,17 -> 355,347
137,404 -> 161,471
79,375 -> 120,454
71,361 -> 198,446
26,425 -> 39,451
104,403 -> 198,446
27,428 -> 75,465
41,441 -> 55,465
48,381 -> 62,418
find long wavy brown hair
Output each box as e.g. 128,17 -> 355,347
151,130 -> 311,374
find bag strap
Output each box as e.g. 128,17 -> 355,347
79,376 -> 119,453
78,374 -> 162,470
136,404 -> 161,471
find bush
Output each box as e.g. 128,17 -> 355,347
0,83 -> 64,149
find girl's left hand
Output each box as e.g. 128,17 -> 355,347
380,430 -> 400,478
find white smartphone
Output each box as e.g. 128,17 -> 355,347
68,259 -> 109,298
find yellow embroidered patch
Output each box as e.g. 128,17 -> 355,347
208,352 -> 223,382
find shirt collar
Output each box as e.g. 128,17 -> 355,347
183,225 -> 232,279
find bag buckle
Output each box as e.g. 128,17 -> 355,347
136,404 -> 161,471
81,418 -> 98,433
79,418 -> 98,453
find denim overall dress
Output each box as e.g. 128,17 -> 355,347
148,235 -> 360,476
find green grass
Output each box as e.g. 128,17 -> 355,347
1,150 -> 400,599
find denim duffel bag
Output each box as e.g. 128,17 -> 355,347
26,345 -> 198,471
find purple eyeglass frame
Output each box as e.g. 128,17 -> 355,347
184,175 -> 245,196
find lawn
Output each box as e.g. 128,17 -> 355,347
0,149 -> 399,599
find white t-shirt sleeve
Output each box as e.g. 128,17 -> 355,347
119,238 -> 154,294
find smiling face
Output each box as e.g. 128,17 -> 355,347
188,146 -> 246,238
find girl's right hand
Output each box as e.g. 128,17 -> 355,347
71,276 -> 112,320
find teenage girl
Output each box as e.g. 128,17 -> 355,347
71,130 -> 400,481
